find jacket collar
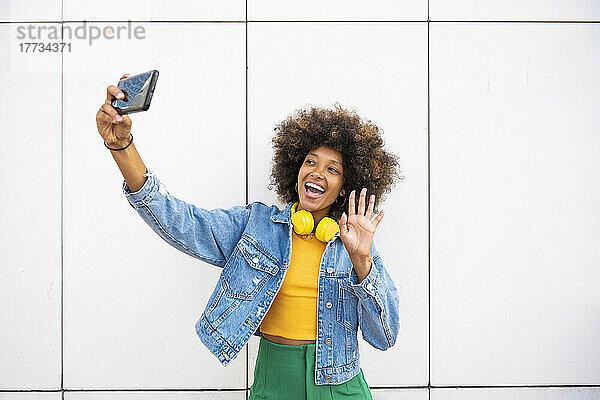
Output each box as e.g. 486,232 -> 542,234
270,202 -> 294,224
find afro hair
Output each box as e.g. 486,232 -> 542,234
268,103 -> 402,220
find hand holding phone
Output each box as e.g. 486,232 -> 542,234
96,73 -> 133,148
111,70 -> 159,115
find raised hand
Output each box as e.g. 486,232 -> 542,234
95,73 -> 133,147
338,188 -> 384,277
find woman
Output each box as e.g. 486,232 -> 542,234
96,74 -> 401,399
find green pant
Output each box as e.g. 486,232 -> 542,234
248,335 -> 373,400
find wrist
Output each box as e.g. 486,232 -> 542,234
351,255 -> 372,283
350,254 -> 371,266
105,134 -> 133,150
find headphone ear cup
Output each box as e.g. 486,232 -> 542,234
315,217 -> 340,243
291,207 -> 314,235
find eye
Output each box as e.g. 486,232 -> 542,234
305,159 -> 315,165
328,167 -> 339,174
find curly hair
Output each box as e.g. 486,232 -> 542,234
268,103 -> 402,220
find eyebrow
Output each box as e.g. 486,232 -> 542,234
308,152 -> 343,167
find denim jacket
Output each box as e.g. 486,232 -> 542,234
122,168 -> 400,385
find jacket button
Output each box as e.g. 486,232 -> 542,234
326,267 -> 334,273
326,301 -> 332,309
325,337 -> 332,344
325,375 -> 332,381
252,256 -> 259,263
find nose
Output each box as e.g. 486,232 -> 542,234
310,169 -> 325,180
312,163 -> 328,178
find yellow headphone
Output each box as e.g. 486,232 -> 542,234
291,202 -> 340,243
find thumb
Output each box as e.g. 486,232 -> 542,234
121,114 -> 132,127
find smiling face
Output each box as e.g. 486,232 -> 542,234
296,146 -> 345,227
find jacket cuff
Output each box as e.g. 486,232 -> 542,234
348,259 -> 380,299
122,168 -> 158,207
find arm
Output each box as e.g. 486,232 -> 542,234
122,168 -> 250,268
97,74 -> 149,193
110,139 -> 148,193
339,189 -> 400,350
347,241 -> 400,350
97,77 -> 249,267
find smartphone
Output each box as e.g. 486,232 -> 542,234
112,70 -> 159,115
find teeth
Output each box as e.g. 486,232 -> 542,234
306,182 -> 325,192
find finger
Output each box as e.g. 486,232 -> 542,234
348,190 -> 356,217
100,103 -> 124,123
339,212 -> 347,233
365,194 -> 375,220
105,84 -> 125,105
120,73 -> 131,80
97,109 -> 121,128
96,108 -> 113,127
357,188 -> 367,216
120,113 -> 132,127
372,209 -> 385,229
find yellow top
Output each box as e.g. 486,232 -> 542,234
259,230 -> 327,340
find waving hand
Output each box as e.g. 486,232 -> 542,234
339,188 -> 384,263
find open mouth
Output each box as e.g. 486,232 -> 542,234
304,182 -> 326,199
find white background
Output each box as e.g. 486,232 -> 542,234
1,0 -> 599,399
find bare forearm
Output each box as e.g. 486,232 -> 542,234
351,255 -> 372,283
108,139 -> 148,193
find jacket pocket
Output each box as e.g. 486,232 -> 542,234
205,279 -> 242,328
337,282 -> 359,334
221,236 -> 280,301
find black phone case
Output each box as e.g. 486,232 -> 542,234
112,70 -> 159,115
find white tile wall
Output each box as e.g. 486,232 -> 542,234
431,387 -> 600,400
0,24 -> 62,390
3,1 -> 600,398
0,1 -> 60,21
0,394 -> 61,400
248,0 -> 426,21
65,392 -> 246,400
431,0 -> 600,21
372,390 -> 428,400
62,22 -> 246,389
430,23 -> 600,386
62,1 -> 245,22
247,21 -> 428,387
